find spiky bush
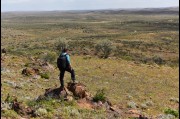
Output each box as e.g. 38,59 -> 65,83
95,40 -> 113,58
93,89 -> 106,102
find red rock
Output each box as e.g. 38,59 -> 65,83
67,82 -> 87,98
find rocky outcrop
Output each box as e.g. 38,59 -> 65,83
2,82 -> 150,119
38,82 -> 115,112
12,99 -> 35,116
44,87 -> 69,99
39,62 -> 54,71
67,82 -> 90,99
1,48 -> 7,54
22,68 -> 40,76
2,95 -> 35,118
38,82 -> 91,101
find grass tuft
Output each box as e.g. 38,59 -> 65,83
93,89 -> 106,102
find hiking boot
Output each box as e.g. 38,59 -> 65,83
59,86 -> 64,90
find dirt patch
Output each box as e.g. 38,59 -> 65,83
77,98 -> 94,109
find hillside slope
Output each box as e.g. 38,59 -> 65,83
1,54 -> 179,118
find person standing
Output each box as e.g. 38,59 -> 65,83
57,48 -> 76,89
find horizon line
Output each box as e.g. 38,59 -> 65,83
1,6 -> 179,13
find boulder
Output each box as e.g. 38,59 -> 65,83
22,68 -> 40,76
127,101 -> 137,109
1,68 -> 10,73
170,98 -> 179,103
38,82 -> 93,102
107,106 -> 122,119
1,48 -> 7,54
39,62 -> 54,71
44,87 -> 68,99
126,109 -> 148,119
67,82 -> 88,99
109,105 -> 122,114
156,114 -> 175,119
1,102 -> 12,111
12,98 -> 34,116
32,75 -> 41,79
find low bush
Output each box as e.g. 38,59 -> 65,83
55,38 -> 68,53
2,110 -> 19,119
93,89 -> 106,102
152,56 -> 164,65
164,108 -> 179,117
40,73 -> 50,79
39,51 -> 56,64
95,40 -> 113,58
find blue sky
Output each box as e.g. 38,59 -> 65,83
2,0 -> 179,11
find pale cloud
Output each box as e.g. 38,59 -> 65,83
2,0 -> 31,4
2,0 -> 60,4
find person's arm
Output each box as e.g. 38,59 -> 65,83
66,54 -> 71,65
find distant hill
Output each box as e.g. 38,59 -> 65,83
86,7 -> 179,15
2,7 -> 179,16
1,7 -> 179,20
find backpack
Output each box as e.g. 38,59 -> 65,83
57,54 -> 68,69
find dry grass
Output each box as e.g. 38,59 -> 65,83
1,54 -> 179,117
1,10 -> 179,118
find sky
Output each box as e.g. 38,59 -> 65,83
1,0 -> 179,12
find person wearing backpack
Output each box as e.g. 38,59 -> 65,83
57,48 -> 76,89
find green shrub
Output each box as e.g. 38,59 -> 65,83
95,40 -> 113,58
164,108 -> 179,117
55,38 -> 68,53
122,55 -> 133,61
93,89 -> 106,102
152,56 -> 164,65
40,51 -> 56,63
40,73 -> 50,79
2,110 -> 19,119
115,46 -> 129,56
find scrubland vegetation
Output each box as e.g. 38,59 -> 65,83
1,7 -> 179,118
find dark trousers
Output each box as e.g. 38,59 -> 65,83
59,67 -> 75,87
